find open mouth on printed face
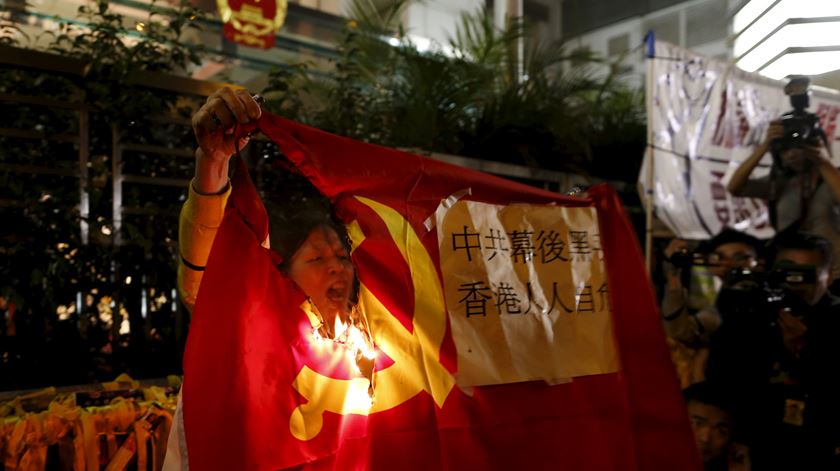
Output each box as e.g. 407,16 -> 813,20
326,282 -> 348,304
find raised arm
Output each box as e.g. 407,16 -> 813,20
659,239 -> 701,342
192,87 -> 262,193
178,87 -> 262,312
727,120 -> 783,195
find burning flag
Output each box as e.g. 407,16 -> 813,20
181,113 -> 702,470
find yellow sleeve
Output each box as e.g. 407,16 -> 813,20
177,179 -> 231,313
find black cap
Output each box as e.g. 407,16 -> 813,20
784,76 -> 810,97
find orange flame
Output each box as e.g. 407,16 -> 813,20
312,310 -> 377,396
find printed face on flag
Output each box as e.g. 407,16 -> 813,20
286,225 -> 355,325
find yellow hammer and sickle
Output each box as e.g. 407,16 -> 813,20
289,196 -> 455,441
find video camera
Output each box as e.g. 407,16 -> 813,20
667,249 -> 710,270
771,76 -> 826,160
668,248 -> 755,271
715,263 -> 816,327
667,249 -> 716,287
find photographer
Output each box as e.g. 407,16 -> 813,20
706,230 -> 840,469
727,77 -> 840,278
662,230 -> 763,343
660,230 -> 762,387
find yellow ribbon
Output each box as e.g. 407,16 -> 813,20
1,376 -> 178,470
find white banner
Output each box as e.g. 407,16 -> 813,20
640,40 -> 840,240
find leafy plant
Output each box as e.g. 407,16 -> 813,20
0,0 -> 207,390
263,1 -> 645,178
44,0 -> 204,124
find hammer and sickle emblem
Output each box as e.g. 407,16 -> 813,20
289,196 -> 455,441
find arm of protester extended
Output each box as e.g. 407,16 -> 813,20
728,120 -> 783,196
179,87 -> 261,312
178,180 -> 231,313
191,87 -> 261,194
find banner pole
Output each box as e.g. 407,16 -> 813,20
644,32 -> 656,275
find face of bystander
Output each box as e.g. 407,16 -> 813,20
707,242 -> 758,280
774,248 -> 831,306
688,400 -> 734,464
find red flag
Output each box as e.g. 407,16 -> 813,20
182,113 -> 702,470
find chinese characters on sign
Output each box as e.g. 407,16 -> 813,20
457,280 -> 611,317
437,200 -> 618,387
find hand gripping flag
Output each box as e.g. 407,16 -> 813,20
181,112 -> 702,470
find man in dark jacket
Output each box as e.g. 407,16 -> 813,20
707,230 -> 840,469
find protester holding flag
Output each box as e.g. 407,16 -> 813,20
179,87 -> 358,335
168,87 -> 379,469
164,86 -> 702,470
165,87 -> 263,470
177,87 -> 260,312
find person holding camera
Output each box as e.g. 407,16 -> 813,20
706,230 -> 840,469
660,229 -> 763,387
727,77 -> 840,278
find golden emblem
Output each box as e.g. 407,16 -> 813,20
289,196 -> 455,441
216,0 -> 288,44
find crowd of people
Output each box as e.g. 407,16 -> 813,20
659,78 -> 840,470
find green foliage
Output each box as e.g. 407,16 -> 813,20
0,0 -> 207,389
48,0 -> 204,72
345,0 -> 411,36
263,62 -> 316,124
45,0 -> 205,123
263,1 -> 645,177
